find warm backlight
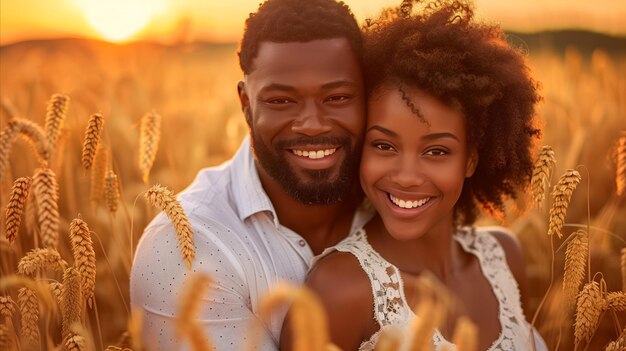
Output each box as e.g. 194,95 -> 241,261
76,0 -> 167,42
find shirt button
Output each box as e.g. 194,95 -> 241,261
298,239 -> 306,247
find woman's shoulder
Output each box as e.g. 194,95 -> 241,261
474,226 -> 525,270
308,250 -> 372,303
306,251 -> 376,350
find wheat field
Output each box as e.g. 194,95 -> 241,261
1,37 -> 625,350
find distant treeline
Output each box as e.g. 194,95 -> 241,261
505,30 -> 626,56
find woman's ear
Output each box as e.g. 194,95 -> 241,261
465,149 -> 479,178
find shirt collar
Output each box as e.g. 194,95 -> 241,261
231,135 -> 279,225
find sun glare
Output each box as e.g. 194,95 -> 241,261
76,0 -> 167,42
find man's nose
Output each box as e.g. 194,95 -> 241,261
291,101 -> 332,136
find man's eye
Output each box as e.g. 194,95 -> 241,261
325,95 -> 351,103
267,98 -> 294,104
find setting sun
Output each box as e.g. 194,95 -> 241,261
75,0 -> 168,42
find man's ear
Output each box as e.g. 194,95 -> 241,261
237,81 -> 252,127
237,81 -> 249,111
465,149 -> 478,178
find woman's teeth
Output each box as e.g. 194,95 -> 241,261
292,148 -> 337,159
389,193 -> 431,209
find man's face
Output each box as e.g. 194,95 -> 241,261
238,38 -> 365,205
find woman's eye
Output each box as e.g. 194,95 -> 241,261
373,143 -> 395,152
424,148 -> 448,156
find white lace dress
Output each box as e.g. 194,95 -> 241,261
316,227 -> 548,351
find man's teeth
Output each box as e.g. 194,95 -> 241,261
389,194 -> 431,209
292,148 -> 337,159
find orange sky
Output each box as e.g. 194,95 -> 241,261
1,0 -> 625,45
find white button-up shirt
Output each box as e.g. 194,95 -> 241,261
130,136 -> 373,350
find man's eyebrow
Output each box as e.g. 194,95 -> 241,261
367,125 -> 397,137
321,80 -> 356,90
259,83 -> 296,93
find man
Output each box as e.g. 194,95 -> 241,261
130,0 -> 372,349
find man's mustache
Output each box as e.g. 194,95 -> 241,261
277,136 -> 351,149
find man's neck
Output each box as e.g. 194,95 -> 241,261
257,165 -> 361,255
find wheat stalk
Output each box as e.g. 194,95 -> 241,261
548,169 -> 581,238
139,111 -> 161,183
374,326 -> 404,351
563,230 -> 588,311
145,184 -> 195,268
104,170 -> 120,214
0,323 -> 11,351
44,93 -> 70,151
451,316 -> 478,351
18,247 -> 68,276
531,145 -> 557,206
605,325 -> 626,351
90,145 -> 109,208
33,167 -> 60,248
0,118 -> 51,181
65,334 -> 87,351
574,281 -> 605,345
5,176 -> 32,244
176,273 -> 213,351
606,291 -> 626,312
621,248 -> 626,293
407,299 -> 444,351
69,218 -> 96,308
81,113 -> 104,170
50,281 -> 63,305
0,295 -> 16,321
617,131 -> 626,197
18,287 -> 40,349
61,267 -> 83,339
258,282 -> 330,351
0,97 -> 18,119
105,347 -> 133,351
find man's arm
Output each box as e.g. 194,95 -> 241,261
130,219 -> 276,350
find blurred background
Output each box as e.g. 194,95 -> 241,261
1,0 -> 625,350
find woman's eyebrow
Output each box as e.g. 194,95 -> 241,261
367,125 -> 397,137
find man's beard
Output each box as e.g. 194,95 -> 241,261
248,115 -> 361,205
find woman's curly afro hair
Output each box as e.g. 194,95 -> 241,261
363,0 -> 541,225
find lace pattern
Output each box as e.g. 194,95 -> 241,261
330,227 -> 541,351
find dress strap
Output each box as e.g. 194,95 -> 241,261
331,229 -> 412,328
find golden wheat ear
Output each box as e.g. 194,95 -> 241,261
69,218 -> 96,309
574,280 -> 605,346
82,113 -> 105,171
105,170 -> 121,215
548,169 -> 581,238
176,273 -> 214,351
45,93 -> 70,152
531,145 -> 557,206
33,167 -> 61,248
144,184 -> 195,268
5,176 -> 32,244
563,230 -> 588,312
139,111 -> 161,184
616,131 -> 626,197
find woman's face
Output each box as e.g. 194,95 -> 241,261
360,85 -> 477,240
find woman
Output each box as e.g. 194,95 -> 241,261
281,0 -> 546,350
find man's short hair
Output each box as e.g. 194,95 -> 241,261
238,0 -> 363,74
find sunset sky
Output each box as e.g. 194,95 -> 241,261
1,0 -> 625,45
